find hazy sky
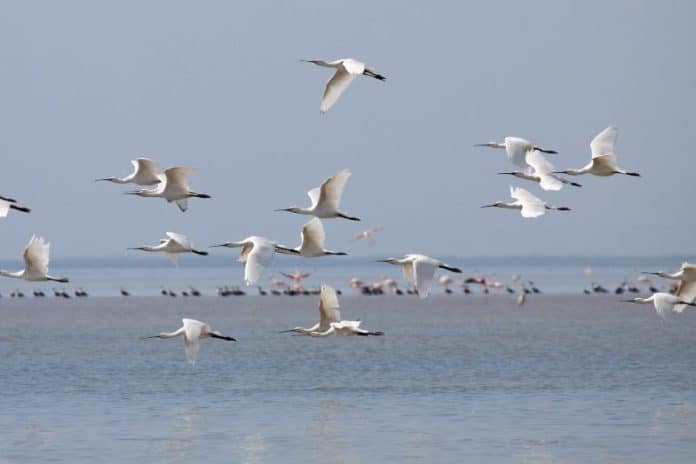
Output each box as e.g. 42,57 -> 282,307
1,1 -> 694,260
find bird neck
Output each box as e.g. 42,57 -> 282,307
0,269 -> 23,279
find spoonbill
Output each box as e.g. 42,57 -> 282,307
481,186 -> 571,218
210,236 -> 284,285
302,58 -> 386,113
378,254 -> 462,299
281,269 -> 312,287
498,151 -> 582,191
643,262 -> 696,312
554,126 -> 640,177
129,232 -> 208,265
96,157 -> 161,185
474,136 -> 557,167
275,218 -> 347,257
280,284 -> 343,334
0,196 -> 31,216
125,166 -> 210,211
352,225 -> 383,242
0,235 -> 69,282
143,318 -> 236,364
275,169 -> 360,221
621,293 -> 696,319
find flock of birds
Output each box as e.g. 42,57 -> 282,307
2,57 -> 694,363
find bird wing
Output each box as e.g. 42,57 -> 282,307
320,68 -> 357,113
307,187 -> 321,209
317,169 -> 351,211
675,281 -> 696,313
132,157 -> 160,182
590,126 -> 617,158
23,235 -> 50,278
653,293 -> 677,319
681,262 -> 696,280
163,167 -> 193,194
318,284 -> 341,328
504,137 -> 532,168
510,186 -> 546,218
299,218 -> 326,255
527,151 -> 562,191
591,154 -> 618,171
0,198 -> 10,218
182,319 -> 205,363
244,238 -> 275,285
412,258 -> 437,299
402,260 -> 415,286
165,232 -> 193,250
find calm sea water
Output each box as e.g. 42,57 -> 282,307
2,293 -> 696,463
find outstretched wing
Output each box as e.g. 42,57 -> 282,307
299,218 -> 326,255
132,157 -> 160,184
504,137 -> 532,168
307,188 -> 321,209
0,198 -> 10,218
318,284 -> 342,328
510,186 -> 546,218
166,232 -> 193,250
182,319 -> 205,364
23,235 -> 50,278
412,259 -> 437,299
320,68 -> 357,113
590,126 -> 617,158
527,151 -> 563,191
317,169 -> 351,211
675,281 -> 696,313
244,238 -> 275,285
163,167 -> 193,195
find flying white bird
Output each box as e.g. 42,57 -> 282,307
276,218 -> 347,257
554,126 -> 640,177
276,169 -> 360,221
280,284 -> 343,334
643,262 -> 696,312
0,235 -> 68,282
129,232 -> 208,265
302,58 -> 386,113
282,285 -> 384,336
481,186 -> 571,218
498,151 -> 582,191
143,318 -> 236,364
0,195 -> 31,216
622,292 -> 696,319
378,254 -> 462,299
474,136 -> 557,166
352,225 -> 383,242
210,236 -> 286,285
281,269 -> 312,286
96,157 -> 161,185
125,166 -> 211,212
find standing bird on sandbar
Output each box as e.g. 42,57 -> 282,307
129,232 -> 208,265
0,235 -> 69,283
275,218 -> 348,258
96,157 -> 161,185
481,186 -> 571,218
554,126 -> 640,177
378,254 -> 462,299
143,318 -> 236,364
276,169 -> 360,221
125,166 -> 210,212
302,58 -> 386,113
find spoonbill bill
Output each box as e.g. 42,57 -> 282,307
0,196 -> 31,216
129,232 -> 208,265
302,58 -> 385,113
481,186 -> 571,218
125,166 -> 210,211
378,254 -> 462,299
143,318 -> 236,364
0,235 -> 69,282
554,126 -> 640,177
622,293 -> 696,319
275,218 -> 347,257
210,236 -> 284,285
96,157 -> 161,185
276,169 -> 359,221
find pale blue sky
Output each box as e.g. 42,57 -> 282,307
1,1 -> 694,260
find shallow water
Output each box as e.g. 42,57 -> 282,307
2,294 -> 696,462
